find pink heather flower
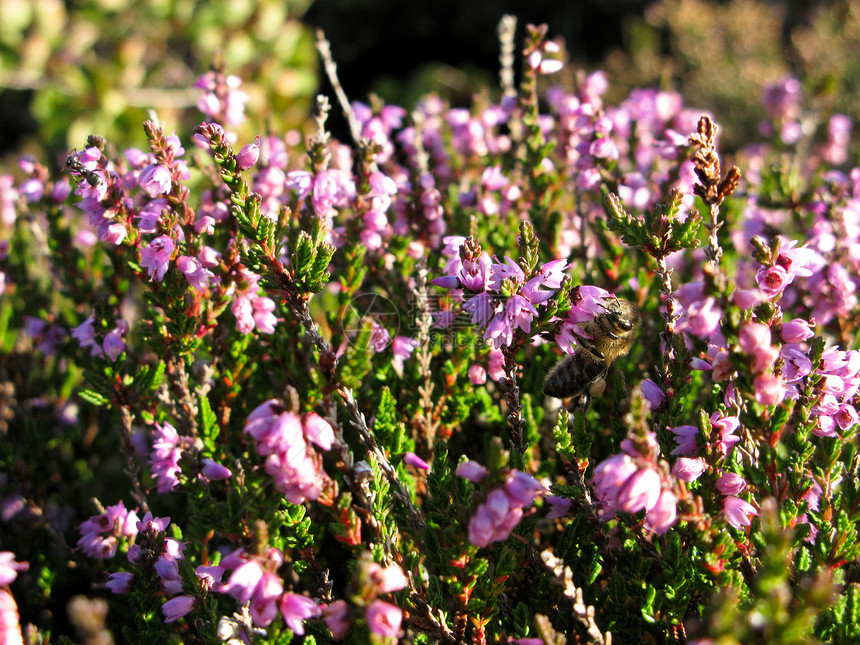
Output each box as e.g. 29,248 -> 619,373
460,254 -> 492,292
252,297 -> 278,334
504,470 -> 545,506
776,239 -> 814,278
723,496 -> 758,529
176,255 -> 214,291
77,533 -> 117,560
456,460 -> 489,483
756,264 -> 791,296
235,142 -> 260,170
139,163 -> 172,197
716,473 -> 747,496
488,348 -> 506,382
366,600 -> 402,638
733,288 -> 768,310
403,452 -> 430,471
136,511 -> 170,534
488,256 -> 525,291
150,421 -> 184,493
106,571 -> 133,594
780,319 -> 815,343
195,565 -> 224,591
195,73 -> 249,127
643,489 -> 678,535
593,453 -> 676,533
823,113 -> 852,164
481,165 -> 508,191
391,335 -> 417,375
591,136 -> 619,161
640,379 -> 666,410
711,412 -> 741,456
71,315 -> 100,357
782,347 -> 814,383
0,553 -> 28,586
162,595 -> 195,623
155,554 -> 183,595
812,413 -> 837,438
243,402 -> 327,504
368,563 -> 409,594
616,469 -> 662,514
690,357 -> 712,370
468,489 -> 523,547
164,538 -> 186,560
592,454 -> 639,513
302,412 -> 335,451
232,280 -> 278,335
468,364 -> 487,385
136,197 -> 167,232
463,292 -> 498,327
221,559 -> 264,604
738,322 -> 779,373
677,297 -> 723,340
140,235 -> 175,282
483,295 -> 538,348
672,457 -> 706,482
538,259 -> 569,289
521,276 -> 553,306
200,458 -> 232,480
250,572 -> 284,627
835,404 -> 859,431
369,322 -> 391,353
311,169 -> 356,216
77,502 -> 139,558
324,600 -> 350,639
279,593 -> 321,636
102,330 -> 125,361
670,425 -> 699,456
0,175 -> 18,226
545,495 -> 572,519
754,373 -> 787,406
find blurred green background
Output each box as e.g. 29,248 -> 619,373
1,0 -> 859,165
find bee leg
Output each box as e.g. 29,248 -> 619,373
572,330 -> 605,361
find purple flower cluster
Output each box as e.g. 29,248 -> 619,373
432,236 -> 567,349
77,501 -> 139,559
71,314 -> 128,360
243,401 -> 335,504
457,463 -> 545,547
591,432 -> 677,535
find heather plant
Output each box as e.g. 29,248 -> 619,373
2,15 -> 860,645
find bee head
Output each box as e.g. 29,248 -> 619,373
600,296 -> 640,331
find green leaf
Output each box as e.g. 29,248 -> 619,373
78,388 -> 109,406
292,231 -> 315,277
198,393 -> 219,447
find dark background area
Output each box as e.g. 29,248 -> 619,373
304,0 -> 651,102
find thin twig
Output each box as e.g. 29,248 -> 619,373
497,15 -> 518,98
541,549 -> 612,644
119,406 -> 150,515
315,29 -> 362,145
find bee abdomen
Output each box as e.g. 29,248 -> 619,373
543,352 -> 605,400
543,355 -> 580,399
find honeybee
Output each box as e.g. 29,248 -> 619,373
543,296 -> 640,410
